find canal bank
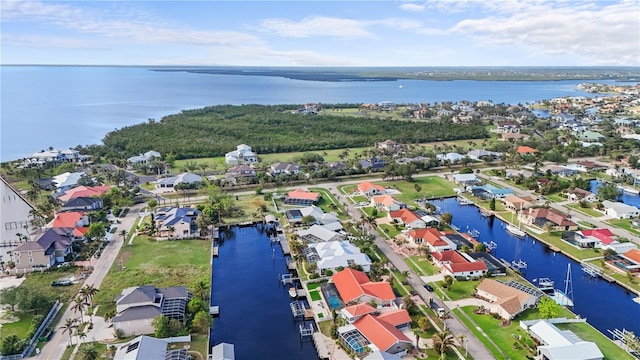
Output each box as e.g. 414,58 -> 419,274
434,198 -> 640,339
208,225 -> 319,359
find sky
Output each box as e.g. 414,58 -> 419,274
1,0 -> 639,66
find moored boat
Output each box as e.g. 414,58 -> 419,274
289,287 -> 297,298
536,278 -> 555,291
506,224 -> 526,237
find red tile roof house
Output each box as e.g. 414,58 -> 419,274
621,249 -> 640,273
432,250 -> 488,278
516,146 -> 538,155
332,268 -> 397,308
522,208 -> 578,232
283,188 -> 321,206
358,181 -> 386,197
387,208 -> 426,229
340,312 -> 413,355
407,228 -> 456,252
52,211 -> 90,228
371,195 -> 404,212
58,185 -> 111,202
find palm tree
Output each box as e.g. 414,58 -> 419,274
60,318 -> 78,346
193,279 -> 210,301
79,285 -> 99,323
78,343 -> 99,360
432,330 -> 456,359
119,229 -> 127,242
72,296 -> 89,323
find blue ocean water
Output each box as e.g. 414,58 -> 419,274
0,66 -> 617,161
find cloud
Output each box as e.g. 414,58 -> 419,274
449,1 -> 640,65
1,34 -> 106,49
257,16 -> 374,39
399,3 -> 426,12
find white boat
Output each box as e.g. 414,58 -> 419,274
536,278 -> 555,291
506,224 -> 526,237
549,264 -> 574,307
289,287 -> 297,298
633,296 -> 640,304
506,205 -> 526,237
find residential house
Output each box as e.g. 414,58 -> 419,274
154,207 -> 201,239
127,150 -> 161,165
516,146 -> 538,155
574,161 -> 607,172
475,279 -> 538,320
283,188 -> 321,206
467,149 -> 503,161
358,158 -> 386,172
495,121 -> 521,133
602,200 -> 640,219
60,197 -> 103,212
285,206 -> 341,229
52,172 -> 86,193
407,228 -> 456,251
340,303 -> 376,324
431,250 -> 488,278
298,225 -> 345,243
377,140 -> 402,152
575,130 -> 606,143
113,335 -> 189,360
1,176 -> 37,259
225,144 -> 258,165
621,249 -> 640,273
326,161 -> 346,172
387,209 -> 426,229
371,195 -> 404,212
437,153 -> 467,163
522,208 -> 578,231
331,268 -> 396,307
338,312 -> 412,356
269,162 -> 301,176
58,185 -> 111,202
29,148 -> 85,164
305,240 -> 372,274
502,195 -> 535,212
52,211 -> 90,229
357,181 -> 386,197
225,165 -> 257,179
111,286 -> 191,336
469,184 -> 514,199
544,165 -> 579,177
468,252 -> 507,276
562,228 -> 617,249
448,173 -> 481,186
156,173 -> 203,189
523,320 -> 604,360
563,188 -> 598,203
210,343 -> 235,360
13,228 -> 73,269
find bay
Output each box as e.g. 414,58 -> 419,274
0,66 -> 615,162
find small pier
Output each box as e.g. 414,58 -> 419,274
479,208 -> 494,217
209,306 -> 219,316
299,323 -> 314,340
511,259 -> 528,271
281,273 -> 299,285
212,245 -> 219,257
287,260 -> 297,271
312,332 -> 330,360
457,196 -> 474,205
549,246 -> 561,252
212,227 -> 220,240
466,228 -> 480,238
580,262 -> 602,277
483,241 -> 498,252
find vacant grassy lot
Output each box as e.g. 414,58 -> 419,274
93,238 -> 211,317
406,255 -> 440,276
606,219 -> 640,236
308,187 -> 348,218
566,204 -> 603,217
379,176 -> 457,202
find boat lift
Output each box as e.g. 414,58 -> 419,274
483,241 -> 498,252
511,259 -> 528,271
581,261 -> 602,278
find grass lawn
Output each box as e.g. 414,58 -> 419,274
606,219 -> 640,236
566,204 -> 603,217
306,282 -> 325,291
350,195 -> 367,204
532,232 -> 602,260
378,224 -> 402,238
1,312 -> 35,340
338,184 -> 358,195
546,194 -> 565,203
309,290 -> 322,301
362,206 -> 385,219
555,323 -> 633,360
379,177 -> 457,203
578,221 -> 597,229
93,238 -> 211,316
308,187 -> 349,218
407,255 -> 440,276
439,279 -> 482,301
390,270 -> 409,297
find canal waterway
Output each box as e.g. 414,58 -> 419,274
209,226 -> 318,359
433,198 -> 640,338
590,179 -> 640,208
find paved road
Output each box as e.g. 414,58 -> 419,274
327,184 -> 495,360
38,203 -> 145,360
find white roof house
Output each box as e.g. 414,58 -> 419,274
299,206 -> 340,226
437,152 -> 467,162
52,172 -> 85,193
156,173 -> 203,189
306,240 -> 372,274
225,144 -> 258,165
127,150 -> 161,164
525,320 -> 603,360
298,225 -> 345,243
113,335 -> 188,360
602,200 -> 640,219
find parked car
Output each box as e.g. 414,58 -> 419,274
51,279 -> 73,287
424,284 -> 434,291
